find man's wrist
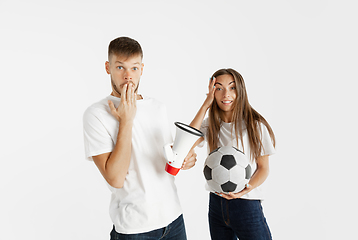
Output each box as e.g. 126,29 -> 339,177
119,119 -> 133,126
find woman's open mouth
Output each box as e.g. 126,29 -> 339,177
222,100 -> 233,105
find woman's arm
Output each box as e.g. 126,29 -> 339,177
189,77 -> 217,149
190,77 -> 216,130
219,155 -> 270,200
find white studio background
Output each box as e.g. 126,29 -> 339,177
0,0 -> 357,239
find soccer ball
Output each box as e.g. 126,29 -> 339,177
203,146 -> 252,193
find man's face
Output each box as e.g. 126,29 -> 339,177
105,54 -> 144,97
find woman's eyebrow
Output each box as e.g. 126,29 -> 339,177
214,82 -> 235,86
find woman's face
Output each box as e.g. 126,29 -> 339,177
214,74 -> 237,119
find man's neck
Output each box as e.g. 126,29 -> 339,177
111,92 -> 143,100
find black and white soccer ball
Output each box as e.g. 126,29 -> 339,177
203,146 -> 252,193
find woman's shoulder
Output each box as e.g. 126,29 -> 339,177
202,118 -> 209,126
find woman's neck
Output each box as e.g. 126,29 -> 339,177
221,111 -> 233,123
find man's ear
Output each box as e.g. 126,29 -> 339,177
141,63 -> 144,76
105,61 -> 110,74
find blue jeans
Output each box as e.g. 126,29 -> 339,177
209,193 -> 272,240
110,214 -> 187,240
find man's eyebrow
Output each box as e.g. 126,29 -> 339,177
114,61 -> 141,65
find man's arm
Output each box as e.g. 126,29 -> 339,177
93,83 -> 136,189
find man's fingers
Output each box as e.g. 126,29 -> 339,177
127,83 -> 134,103
121,84 -> 128,102
108,100 -> 115,111
131,83 -> 136,104
108,100 -> 119,120
184,150 -> 196,161
131,84 -> 135,102
182,158 -> 196,170
181,151 -> 197,169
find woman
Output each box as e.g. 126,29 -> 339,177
190,68 -> 276,240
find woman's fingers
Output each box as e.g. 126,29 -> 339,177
209,77 -> 216,91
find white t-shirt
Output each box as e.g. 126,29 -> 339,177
83,95 -> 182,234
200,118 -> 275,200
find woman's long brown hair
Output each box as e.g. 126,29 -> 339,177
207,68 -> 276,162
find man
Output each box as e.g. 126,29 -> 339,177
83,37 -> 196,239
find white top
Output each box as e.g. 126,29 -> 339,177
83,95 -> 182,234
200,118 -> 275,200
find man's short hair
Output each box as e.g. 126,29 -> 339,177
108,37 -> 143,61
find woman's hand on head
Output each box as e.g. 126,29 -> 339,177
203,77 -> 216,109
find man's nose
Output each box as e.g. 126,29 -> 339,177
124,70 -> 132,79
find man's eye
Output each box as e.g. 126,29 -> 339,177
117,66 -> 123,70
133,67 -> 138,70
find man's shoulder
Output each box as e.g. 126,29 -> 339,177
140,95 -> 166,108
83,96 -> 111,120
146,95 -> 168,104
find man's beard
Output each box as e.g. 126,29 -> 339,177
111,78 -> 139,97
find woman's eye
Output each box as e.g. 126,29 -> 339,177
231,87 -> 236,90
133,67 -> 138,70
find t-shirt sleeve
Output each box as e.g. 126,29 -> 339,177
160,104 -> 174,145
83,108 -> 114,160
198,118 -> 209,148
260,123 -> 276,157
